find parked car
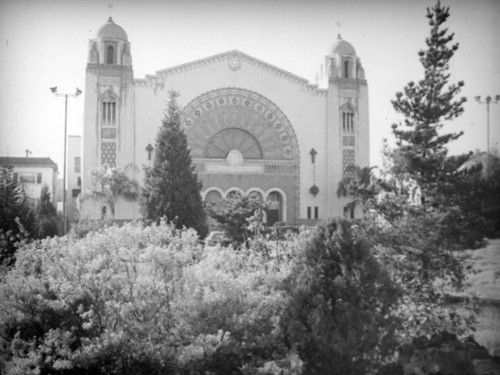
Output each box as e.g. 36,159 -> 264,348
205,231 -> 232,247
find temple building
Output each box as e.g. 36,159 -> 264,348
79,17 -> 370,225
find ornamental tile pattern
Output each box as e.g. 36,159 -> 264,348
101,127 -> 117,139
181,87 -> 300,221
181,88 -> 299,161
343,149 -> 355,178
343,135 -> 355,147
101,142 -> 116,166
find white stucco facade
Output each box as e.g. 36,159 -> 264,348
0,157 -> 58,205
79,17 -> 369,225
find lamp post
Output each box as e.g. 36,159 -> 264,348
50,87 -> 82,234
475,95 -> 500,154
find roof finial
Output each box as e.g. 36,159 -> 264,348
336,22 -> 342,39
107,3 -> 114,22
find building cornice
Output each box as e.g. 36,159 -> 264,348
134,50 -> 327,96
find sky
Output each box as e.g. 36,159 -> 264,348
0,0 -> 499,172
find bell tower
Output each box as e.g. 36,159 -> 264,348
82,17 -> 136,219
325,34 -> 369,217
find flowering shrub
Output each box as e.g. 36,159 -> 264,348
0,220 -> 299,374
0,218 -> 402,374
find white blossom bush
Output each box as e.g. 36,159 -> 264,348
0,220 -> 299,374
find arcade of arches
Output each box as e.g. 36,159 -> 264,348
182,88 -> 299,225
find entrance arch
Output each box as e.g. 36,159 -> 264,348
266,189 -> 287,225
181,87 -> 299,223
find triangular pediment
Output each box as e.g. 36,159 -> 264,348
136,50 -> 324,94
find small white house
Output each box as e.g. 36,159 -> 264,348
0,156 -> 59,205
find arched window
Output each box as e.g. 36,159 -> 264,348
205,128 -> 262,159
102,99 -> 116,125
344,59 -> 349,78
106,45 -> 115,65
205,190 -> 223,204
226,190 -> 243,199
248,190 -> 263,202
342,110 -> 355,134
266,191 -> 283,225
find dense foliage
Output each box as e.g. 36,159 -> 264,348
207,192 -> 266,244
282,219 -> 401,374
141,91 -> 208,238
0,164 -> 35,267
336,1 -> 483,342
0,217 -> 402,374
34,185 -> 58,239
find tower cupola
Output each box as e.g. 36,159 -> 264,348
325,34 -> 364,81
330,34 -> 356,56
97,17 -> 128,41
87,17 -> 132,67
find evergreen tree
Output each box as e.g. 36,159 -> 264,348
35,185 -> 59,239
141,91 -> 208,237
391,0 -> 466,207
0,164 -> 35,266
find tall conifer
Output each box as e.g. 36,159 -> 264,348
35,185 -> 58,238
0,164 -> 35,265
391,0 -> 466,206
141,91 -> 207,237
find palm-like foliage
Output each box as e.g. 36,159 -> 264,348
81,165 -> 139,220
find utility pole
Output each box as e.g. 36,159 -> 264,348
50,87 -> 82,234
475,95 -> 500,154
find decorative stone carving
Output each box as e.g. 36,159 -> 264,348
228,55 -> 241,71
89,41 -> 99,64
101,128 -> 117,139
121,43 -> 132,66
181,88 -> 299,161
101,142 -> 116,166
356,57 -> 365,79
343,135 -> 355,146
206,128 -> 262,159
343,149 -> 355,178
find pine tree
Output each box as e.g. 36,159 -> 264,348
0,164 -> 35,266
141,91 -> 208,237
391,0 -> 466,206
35,185 -> 59,238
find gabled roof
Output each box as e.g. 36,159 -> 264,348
135,49 -> 326,96
0,157 -> 58,171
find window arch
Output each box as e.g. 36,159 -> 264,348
205,128 -> 262,159
342,109 -> 355,134
344,59 -> 349,78
205,189 -> 223,204
102,98 -> 117,125
225,188 -> 245,199
106,45 -> 115,65
246,188 -> 265,202
265,188 -> 287,225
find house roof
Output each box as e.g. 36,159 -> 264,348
0,157 -> 58,171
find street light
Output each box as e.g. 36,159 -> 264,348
475,95 -> 500,154
51,87 -> 82,234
